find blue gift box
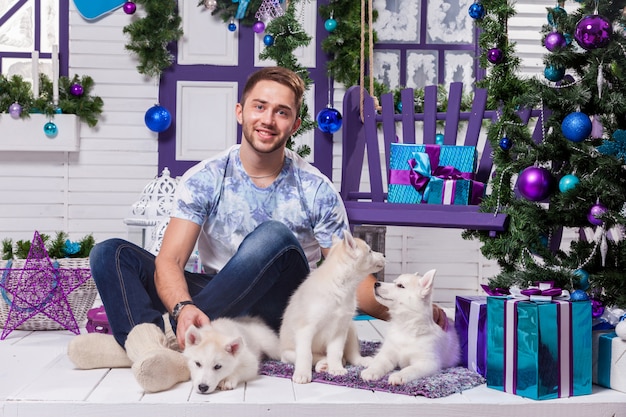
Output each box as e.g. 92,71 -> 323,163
454,296 -> 488,377
486,296 -> 592,400
593,331 -> 626,393
387,143 -> 484,204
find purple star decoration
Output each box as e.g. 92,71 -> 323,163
597,129 -> 626,161
0,231 -> 92,339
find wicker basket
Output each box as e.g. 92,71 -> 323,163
0,258 -> 97,331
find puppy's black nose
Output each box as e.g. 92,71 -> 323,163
374,282 -> 381,288
198,384 -> 209,393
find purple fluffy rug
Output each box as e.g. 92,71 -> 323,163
260,341 -> 485,398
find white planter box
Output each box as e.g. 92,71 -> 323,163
0,113 -> 81,152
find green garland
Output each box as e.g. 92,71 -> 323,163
123,0 -> 183,78
0,73 -> 103,127
1,232 -> 95,260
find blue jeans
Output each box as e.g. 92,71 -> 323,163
89,220 -> 310,347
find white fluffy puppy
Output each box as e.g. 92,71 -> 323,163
360,270 -> 460,385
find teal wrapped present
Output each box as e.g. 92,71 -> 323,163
486,296 -> 592,400
387,143 -> 485,204
593,331 -> 626,393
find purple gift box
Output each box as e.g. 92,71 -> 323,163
454,295 -> 488,377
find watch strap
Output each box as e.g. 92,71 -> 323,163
171,300 -> 194,320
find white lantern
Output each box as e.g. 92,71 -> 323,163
124,167 -> 179,254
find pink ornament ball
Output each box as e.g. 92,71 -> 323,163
70,83 -> 84,96
544,32 -> 567,51
517,166 -> 554,201
253,21 -> 265,33
123,1 -> 137,15
587,202 -> 607,226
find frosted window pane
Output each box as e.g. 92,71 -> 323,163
373,0 -> 419,43
0,3 -> 34,50
406,51 -> 438,89
374,50 -> 401,90
427,0 -> 474,44
444,51 -> 475,89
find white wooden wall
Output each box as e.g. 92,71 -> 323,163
0,1 -> 576,306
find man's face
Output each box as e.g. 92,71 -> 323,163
236,80 -> 301,154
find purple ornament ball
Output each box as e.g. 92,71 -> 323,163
70,83 -> 84,96
517,166 -> 554,201
544,32 -> 567,51
8,102 -> 22,119
123,1 -> 136,15
253,21 -> 265,33
486,48 -> 503,64
587,202 -> 608,226
575,15 -> 612,50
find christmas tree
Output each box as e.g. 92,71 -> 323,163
463,0 -> 626,310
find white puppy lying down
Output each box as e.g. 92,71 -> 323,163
361,269 -> 460,385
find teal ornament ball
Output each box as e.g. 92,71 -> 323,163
44,121 -> 58,138
324,18 -> 337,32
561,112 -> 592,142
559,174 -> 580,192
316,107 -> 343,133
435,133 -> 444,145
570,289 -> 589,301
574,269 -> 590,290
145,105 -> 172,132
544,65 -> 565,82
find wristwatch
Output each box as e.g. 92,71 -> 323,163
171,300 -> 194,321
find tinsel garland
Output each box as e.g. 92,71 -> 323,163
0,74 -> 103,127
123,0 -> 183,78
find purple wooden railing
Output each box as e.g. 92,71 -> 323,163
339,82 -> 546,233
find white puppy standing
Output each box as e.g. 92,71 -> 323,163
279,231 -> 386,384
184,316 -> 280,394
360,269 -> 460,385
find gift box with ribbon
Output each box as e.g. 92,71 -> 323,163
486,284 -> 592,400
592,330 -> 626,393
455,295 -> 488,377
387,143 -> 485,204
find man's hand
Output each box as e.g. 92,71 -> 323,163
174,305 -> 211,349
432,304 -> 449,331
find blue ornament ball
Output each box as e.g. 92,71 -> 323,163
316,107 -> 343,134
544,65 -> 565,82
324,18 -> 337,32
570,289 -> 589,301
468,3 -> 485,19
263,34 -> 274,46
145,105 -> 172,132
574,269 -> 590,290
435,133 -> 445,145
43,121 -> 58,138
561,112 -> 592,142
499,136 -> 512,150
228,22 -> 237,32
559,174 -> 580,192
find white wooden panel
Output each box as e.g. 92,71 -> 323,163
254,0 -> 317,68
178,0 -> 237,66
176,81 -> 238,161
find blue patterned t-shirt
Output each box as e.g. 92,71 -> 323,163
171,145 -> 349,273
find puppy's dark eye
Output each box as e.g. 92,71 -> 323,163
194,361 -> 202,368
213,364 -> 222,370
396,283 -> 404,288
